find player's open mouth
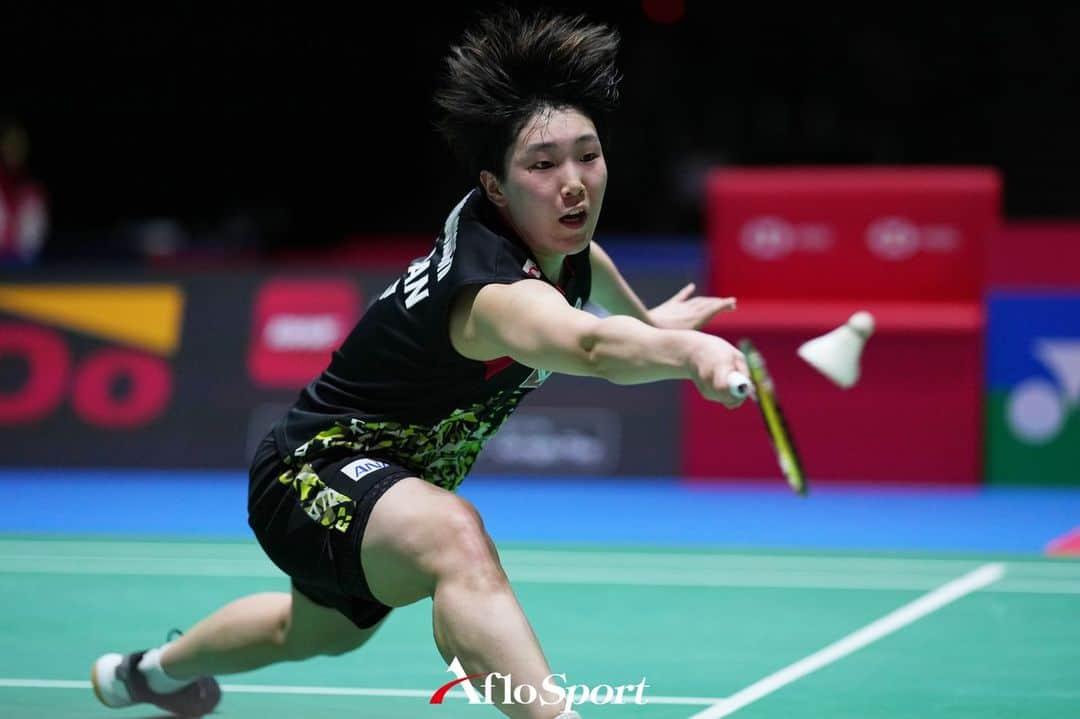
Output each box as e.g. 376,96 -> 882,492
559,209 -> 587,228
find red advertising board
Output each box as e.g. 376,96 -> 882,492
689,167 -> 998,485
707,167 -> 1000,301
988,222 -> 1080,289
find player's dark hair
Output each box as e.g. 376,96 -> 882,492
434,6 -> 621,183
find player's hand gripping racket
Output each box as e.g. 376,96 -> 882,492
726,339 -> 808,496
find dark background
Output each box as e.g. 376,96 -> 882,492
3,3 -> 1078,260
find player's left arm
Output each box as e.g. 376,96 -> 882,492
588,241 -> 652,323
589,241 -> 737,331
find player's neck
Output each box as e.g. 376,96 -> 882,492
486,200 -> 566,284
534,252 -> 567,285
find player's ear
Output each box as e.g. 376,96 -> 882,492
480,170 -> 508,207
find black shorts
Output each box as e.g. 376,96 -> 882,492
247,434 -> 414,629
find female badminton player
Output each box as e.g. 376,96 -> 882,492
91,8 -> 748,718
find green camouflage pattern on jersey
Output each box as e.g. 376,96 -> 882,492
281,388 -> 526,494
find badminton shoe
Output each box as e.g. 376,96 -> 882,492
92,650 -> 221,717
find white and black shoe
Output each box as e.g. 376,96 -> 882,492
92,649 -> 221,717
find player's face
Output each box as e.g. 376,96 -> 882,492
489,107 -> 607,263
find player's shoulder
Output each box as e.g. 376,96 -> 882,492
445,190 -> 535,284
455,191 -> 522,253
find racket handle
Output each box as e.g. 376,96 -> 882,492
727,371 -> 751,399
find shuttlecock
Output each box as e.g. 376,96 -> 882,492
797,311 -> 874,388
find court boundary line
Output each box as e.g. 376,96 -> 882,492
0,554 -> 1074,594
3,539 -> 1074,571
685,562 -> 1006,719
0,679 -> 724,706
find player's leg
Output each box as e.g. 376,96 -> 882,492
361,477 -> 569,719
91,436 -> 392,716
92,584 -> 384,714
161,583 -> 384,677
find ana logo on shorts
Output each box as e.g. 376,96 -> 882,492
340,457 -> 389,481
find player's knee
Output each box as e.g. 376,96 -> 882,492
268,603 -> 303,657
429,497 -> 505,589
277,617 -> 354,660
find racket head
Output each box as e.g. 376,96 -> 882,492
739,338 -> 808,497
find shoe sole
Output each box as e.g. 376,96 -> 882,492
90,658 -> 107,707
91,654 -> 127,708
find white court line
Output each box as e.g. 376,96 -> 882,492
0,679 -> 723,705
0,680 -> 88,689
0,555 -> 1073,593
686,562 -> 1006,719
4,540 -> 1078,575
4,541 -> 1077,572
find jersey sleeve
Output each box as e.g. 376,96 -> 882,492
439,213 -> 533,295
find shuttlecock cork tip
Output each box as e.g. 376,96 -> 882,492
848,311 -> 875,338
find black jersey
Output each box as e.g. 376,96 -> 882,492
271,189 -> 592,491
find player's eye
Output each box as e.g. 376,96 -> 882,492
581,152 -> 600,162
529,160 -> 554,170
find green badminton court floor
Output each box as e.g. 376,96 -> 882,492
1,536 -> 1078,718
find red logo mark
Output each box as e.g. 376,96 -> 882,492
0,322 -> 172,429
429,674 -> 483,704
247,278 -> 362,389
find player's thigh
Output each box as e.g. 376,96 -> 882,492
360,477 -> 500,608
286,583 -> 385,657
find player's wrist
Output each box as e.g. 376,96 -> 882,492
678,331 -> 709,381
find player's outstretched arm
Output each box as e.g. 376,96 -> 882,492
590,241 -> 736,330
450,280 -> 748,407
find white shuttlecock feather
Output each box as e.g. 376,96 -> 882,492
797,311 -> 874,389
